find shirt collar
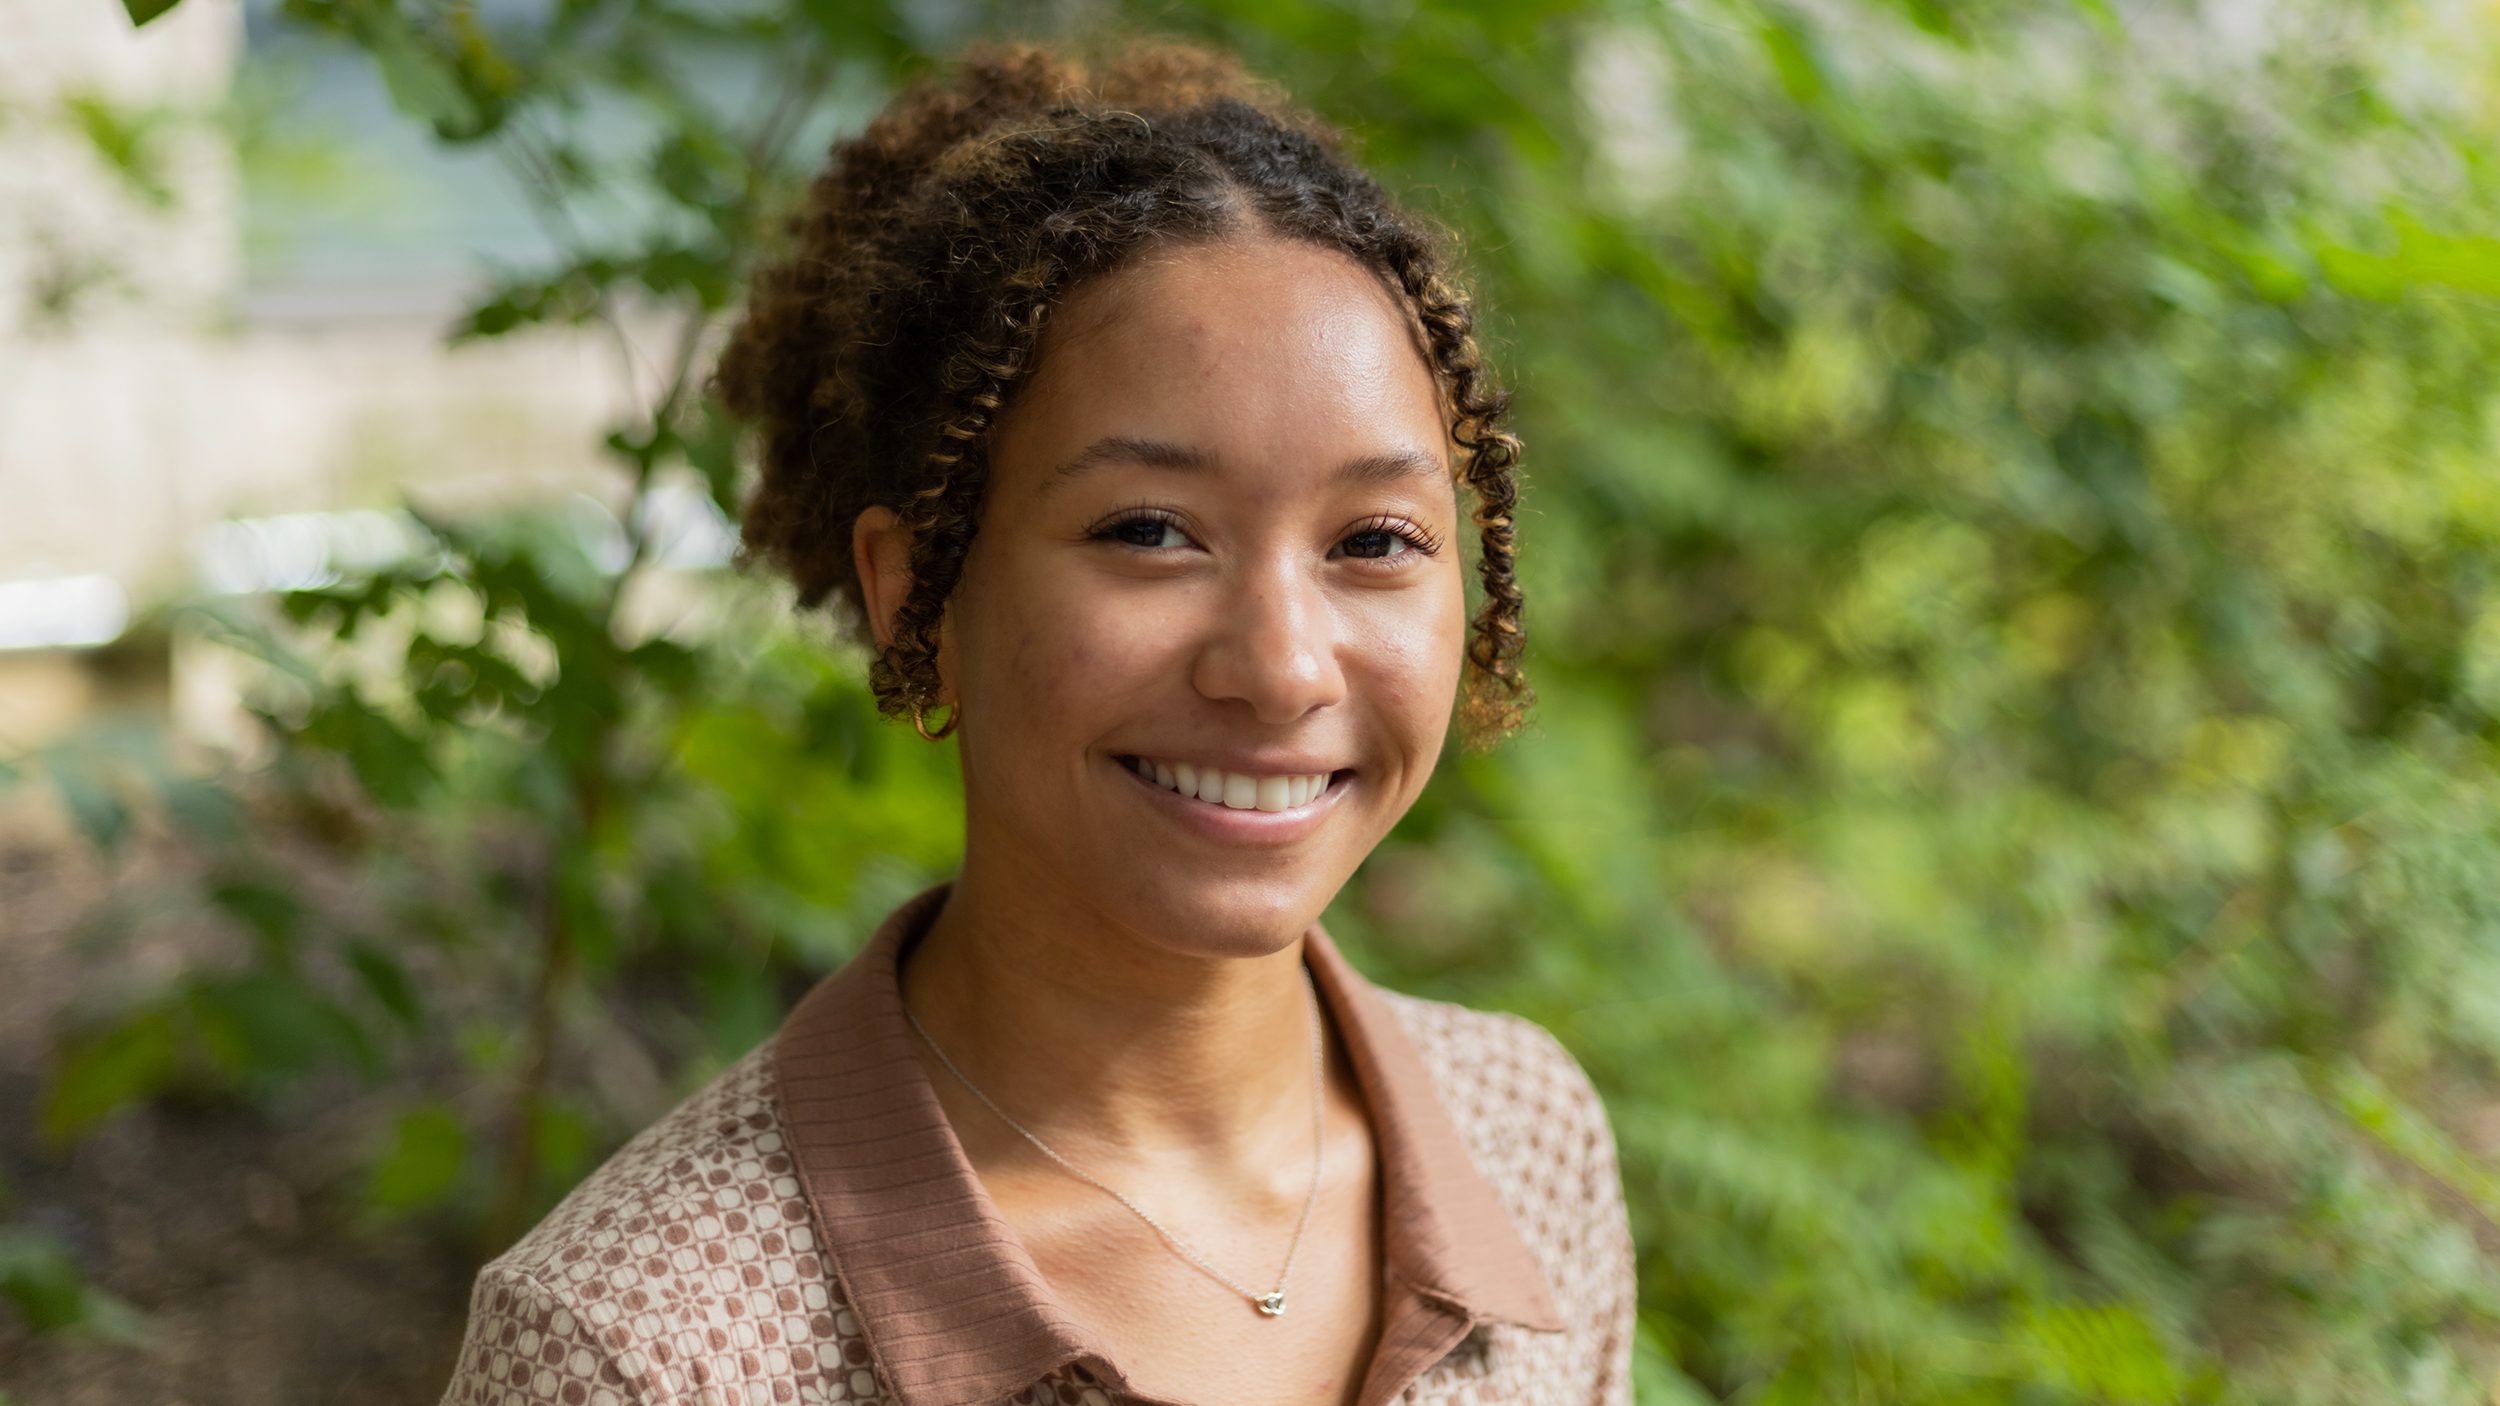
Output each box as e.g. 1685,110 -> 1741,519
773,879 -> 1564,1406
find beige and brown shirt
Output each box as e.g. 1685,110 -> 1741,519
438,881 -> 1636,1406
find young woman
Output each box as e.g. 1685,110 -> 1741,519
440,38 -> 1635,1406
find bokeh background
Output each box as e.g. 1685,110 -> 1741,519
7,0 -> 2500,1401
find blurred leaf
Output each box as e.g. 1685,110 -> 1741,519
2325,1059 -> 2500,1228
0,1227 -> 148,1341
186,971 -> 374,1082
208,878 -> 305,960
2017,1302 -> 2188,1404
160,777 -> 243,842
47,762 -> 129,860
681,403 -> 744,520
61,94 -> 173,206
530,1097 -> 600,1196
358,6 -> 486,138
450,258 -> 615,343
40,1011 -> 180,1145
347,941 -> 425,1029
366,1102 -> 468,1215
2311,210 -> 2500,300
299,692 -> 434,809
629,638 -> 701,697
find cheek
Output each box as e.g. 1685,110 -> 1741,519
1344,579 -> 1469,717
965,560 -> 1178,724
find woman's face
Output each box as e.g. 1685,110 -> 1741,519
905,235 -> 1467,956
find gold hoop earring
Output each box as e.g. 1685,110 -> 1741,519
911,699 -> 960,742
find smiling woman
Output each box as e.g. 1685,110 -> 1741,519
437,36 -> 1634,1406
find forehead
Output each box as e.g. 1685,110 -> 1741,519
999,236 -> 1451,478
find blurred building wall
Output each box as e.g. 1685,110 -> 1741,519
1,0 -> 638,756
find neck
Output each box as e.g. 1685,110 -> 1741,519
897,846 -> 1324,1174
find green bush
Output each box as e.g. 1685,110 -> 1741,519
1275,3 -> 2500,1400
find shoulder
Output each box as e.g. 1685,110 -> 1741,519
1372,986 -> 1618,1169
1374,989 -> 1637,1395
1371,987 -> 1633,1315
440,1043 -> 866,1405
489,1041 -> 808,1291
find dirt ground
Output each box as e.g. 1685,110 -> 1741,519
0,820 -> 475,1405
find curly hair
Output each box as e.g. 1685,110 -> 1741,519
713,37 -> 1532,750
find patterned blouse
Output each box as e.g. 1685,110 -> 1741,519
438,880 -> 1636,1406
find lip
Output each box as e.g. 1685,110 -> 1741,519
1121,749 -> 1351,776
1110,752 -> 1355,848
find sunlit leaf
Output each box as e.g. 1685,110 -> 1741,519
119,0 -> 181,28
366,1102 -> 469,1214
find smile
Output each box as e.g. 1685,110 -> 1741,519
1115,755 -> 1350,813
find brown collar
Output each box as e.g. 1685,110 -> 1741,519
773,880 -> 1564,1406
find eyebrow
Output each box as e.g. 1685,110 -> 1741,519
1035,435 -> 1448,500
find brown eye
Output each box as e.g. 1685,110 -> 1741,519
1340,516 -> 1442,565
1091,510 -> 1192,551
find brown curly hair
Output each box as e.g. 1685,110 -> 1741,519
713,37 -> 1532,750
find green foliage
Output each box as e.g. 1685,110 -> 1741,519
0,1227 -> 148,1342
365,1101 -> 470,1215
59,92 -> 178,206
19,0 -> 2500,1400
23,0 -> 963,1252
119,0 -> 182,30
1235,1 -> 2500,1401
0,1175 -> 147,1343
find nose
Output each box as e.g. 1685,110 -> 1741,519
1192,555 -> 1347,725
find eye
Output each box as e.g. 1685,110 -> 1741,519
1089,507 -> 1194,551
1340,515 -> 1444,567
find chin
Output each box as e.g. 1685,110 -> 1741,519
1114,872 -> 1337,960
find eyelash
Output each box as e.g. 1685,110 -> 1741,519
1087,505 -> 1445,565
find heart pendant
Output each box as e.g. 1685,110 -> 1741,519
1256,1291 -> 1287,1317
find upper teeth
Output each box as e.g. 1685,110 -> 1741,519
1130,757 -> 1334,812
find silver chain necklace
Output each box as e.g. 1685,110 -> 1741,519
900,972 -> 1326,1318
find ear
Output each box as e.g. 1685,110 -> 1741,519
852,505 -> 915,650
